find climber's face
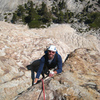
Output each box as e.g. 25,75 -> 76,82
48,50 -> 56,60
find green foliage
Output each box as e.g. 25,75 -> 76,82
38,2 -> 47,15
8,13 -> 11,15
4,13 -> 7,15
28,20 -> 42,28
11,0 -> 100,30
5,20 -> 7,22
54,0 -> 58,2
64,10 -> 74,23
41,11 -> 52,23
75,0 -> 78,2
4,16 -> 7,19
85,12 -> 100,29
17,5 -> 25,17
25,6 -> 42,28
24,3 -> 27,9
52,5 -> 59,16
11,13 -> 18,23
79,0 -> 84,2
11,1 -> 53,28
89,4 -> 93,8
83,6 -> 89,13
56,11 -> 64,23
58,0 -> 66,10
37,2 -> 52,24
11,0 -> 75,28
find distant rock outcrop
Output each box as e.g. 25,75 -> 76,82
0,0 -> 100,21
0,21 -> 100,100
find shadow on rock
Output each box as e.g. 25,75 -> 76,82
26,59 -> 45,85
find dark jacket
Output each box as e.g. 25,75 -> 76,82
36,52 -> 62,78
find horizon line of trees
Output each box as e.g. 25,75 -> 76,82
11,0 -> 74,28
11,0 -> 100,29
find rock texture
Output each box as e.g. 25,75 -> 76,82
0,22 -> 70,100
0,0 -> 99,14
15,48 -> 100,100
66,0 -> 100,13
0,21 -> 100,100
0,0 -> 100,21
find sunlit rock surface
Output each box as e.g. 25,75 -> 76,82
15,48 -> 100,100
0,21 -> 100,100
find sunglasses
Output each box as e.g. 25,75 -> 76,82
48,50 -> 55,54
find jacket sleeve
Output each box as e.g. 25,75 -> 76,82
56,54 -> 62,73
36,56 -> 45,78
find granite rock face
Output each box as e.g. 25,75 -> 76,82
0,0 -> 99,14
0,21 -> 100,100
15,48 -> 100,100
0,22 -> 70,100
0,0 -> 100,21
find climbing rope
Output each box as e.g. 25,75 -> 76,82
37,72 -> 55,100
41,79 -> 45,100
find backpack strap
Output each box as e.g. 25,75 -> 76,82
55,53 -> 58,64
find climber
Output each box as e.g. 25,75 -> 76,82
34,45 -> 62,84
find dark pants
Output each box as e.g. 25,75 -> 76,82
26,59 -> 49,85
